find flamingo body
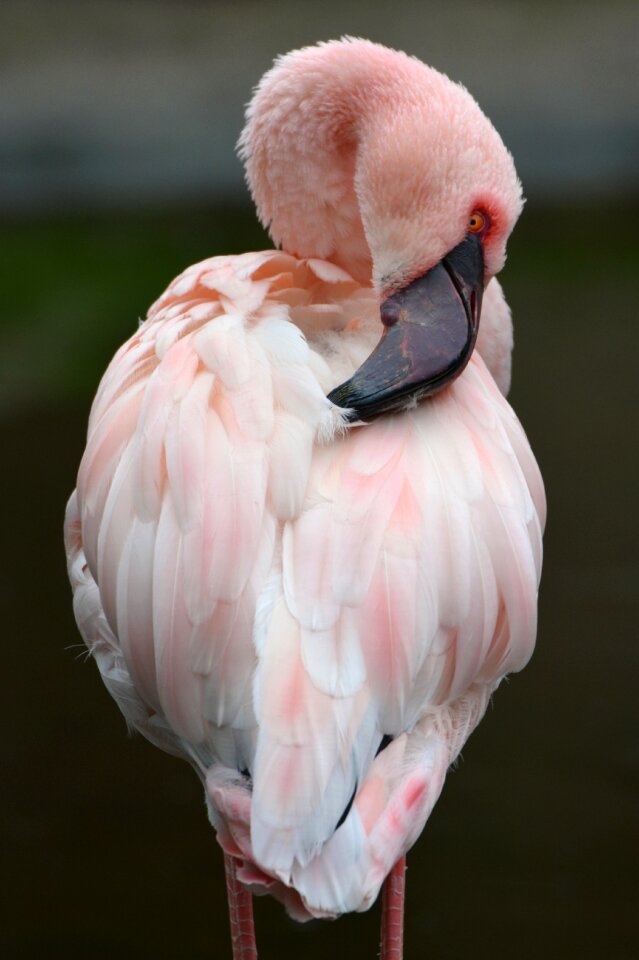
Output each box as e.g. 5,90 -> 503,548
65,39 -> 545,927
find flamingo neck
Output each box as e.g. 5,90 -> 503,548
240,40 -> 426,286
240,39 -> 522,292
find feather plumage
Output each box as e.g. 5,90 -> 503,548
66,249 -> 544,918
65,39 -> 545,926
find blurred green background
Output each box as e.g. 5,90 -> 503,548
2,2 -> 637,958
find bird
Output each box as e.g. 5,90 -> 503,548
64,38 -> 545,959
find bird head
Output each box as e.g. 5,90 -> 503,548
240,38 -> 523,419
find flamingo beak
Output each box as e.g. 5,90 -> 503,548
328,232 -> 484,421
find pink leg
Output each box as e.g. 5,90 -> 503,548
380,856 -> 406,960
224,853 -> 258,960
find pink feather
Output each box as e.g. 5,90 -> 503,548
65,39 -> 545,924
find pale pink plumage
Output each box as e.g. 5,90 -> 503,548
65,38 -> 545,929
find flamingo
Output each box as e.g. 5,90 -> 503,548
64,39 -> 545,958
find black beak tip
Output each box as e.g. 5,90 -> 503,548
327,383 -> 367,422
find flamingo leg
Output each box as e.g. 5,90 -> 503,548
380,856 -> 406,960
224,853 -> 258,960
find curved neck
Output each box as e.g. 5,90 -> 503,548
240,42 -> 421,285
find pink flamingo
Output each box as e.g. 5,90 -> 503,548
65,39 -> 545,958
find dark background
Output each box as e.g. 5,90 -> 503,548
2,2 -> 638,957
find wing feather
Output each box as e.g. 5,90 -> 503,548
67,250 -> 545,921
252,593 -> 378,875
164,369 -> 211,533
115,514 -> 160,710
152,492 -> 205,741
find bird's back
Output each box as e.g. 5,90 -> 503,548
65,249 -> 545,919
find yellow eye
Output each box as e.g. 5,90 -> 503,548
468,210 -> 486,233
468,211 -> 486,234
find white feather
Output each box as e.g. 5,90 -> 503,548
65,245 -> 545,921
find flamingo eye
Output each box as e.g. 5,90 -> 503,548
468,211 -> 488,234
